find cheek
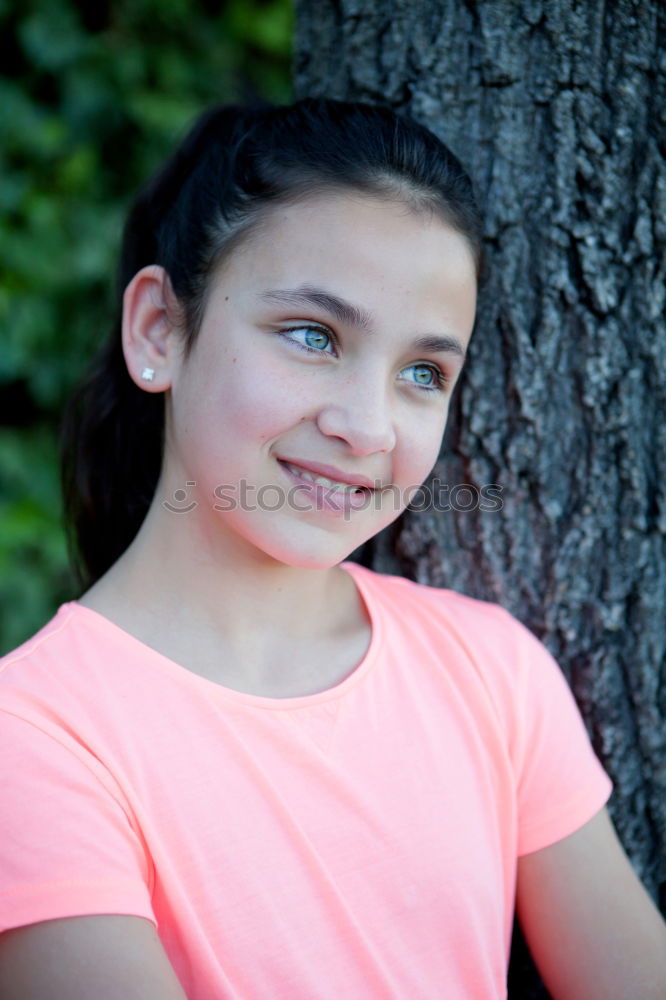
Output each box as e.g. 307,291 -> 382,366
398,411 -> 449,484
212,364 -> 310,446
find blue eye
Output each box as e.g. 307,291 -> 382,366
281,325 -> 335,354
399,363 -> 446,391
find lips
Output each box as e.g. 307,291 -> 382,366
277,458 -> 378,492
279,462 -> 363,495
277,460 -> 376,516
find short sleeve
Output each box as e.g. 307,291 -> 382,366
0,710 -> 157,933
507,616 -> 613,856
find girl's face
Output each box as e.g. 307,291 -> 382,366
161,190 -> 477,569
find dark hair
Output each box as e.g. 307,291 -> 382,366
61,98 -> 483,591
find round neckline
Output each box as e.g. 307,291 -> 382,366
64,561 -> 383,710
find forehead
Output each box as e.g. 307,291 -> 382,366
218,190 -> 477,313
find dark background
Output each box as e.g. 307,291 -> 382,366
0,0 -> 293,653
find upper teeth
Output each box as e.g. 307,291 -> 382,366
284,462 -> 363,493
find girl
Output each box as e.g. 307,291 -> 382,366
0,99 -> 664,1000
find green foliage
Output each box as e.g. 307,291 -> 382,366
0,0 -> 293,653
0,425 -> 71,653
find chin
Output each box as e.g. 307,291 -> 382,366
260,540 -> 357,572
244,525 -> 375,572
223,508 -> 401,571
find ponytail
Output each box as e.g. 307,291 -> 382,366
60,105 -> 264,589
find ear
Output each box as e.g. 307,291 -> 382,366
122,265 -> 183,392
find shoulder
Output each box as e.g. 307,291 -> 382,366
0,603 -> 112,757
0,604 -> 80,689
343,561 -> 536,657
0,600 -> 155,697
0,608 -> 151,870
343,562 -> 570,725
0,602 -> 126,699
0,603 -> 138,770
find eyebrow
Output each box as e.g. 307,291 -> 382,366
258,285 -> 467,361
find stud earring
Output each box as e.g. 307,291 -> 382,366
141,367 -> 155,382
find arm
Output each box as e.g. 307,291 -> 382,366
0,915 -> 188,1000
516,806 -> 666,1000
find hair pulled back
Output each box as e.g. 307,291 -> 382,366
61,98 -> 482,590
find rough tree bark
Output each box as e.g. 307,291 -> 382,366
293,1 -> 665,996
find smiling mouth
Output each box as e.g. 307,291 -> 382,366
279,461 -> 371,495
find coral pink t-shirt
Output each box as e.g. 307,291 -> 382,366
0,564 -> 611,998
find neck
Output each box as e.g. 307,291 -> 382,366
78,495 -> 362,686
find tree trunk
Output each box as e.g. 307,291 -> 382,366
293,1 -> 665,995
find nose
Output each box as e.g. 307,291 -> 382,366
315,374 -> 397,456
